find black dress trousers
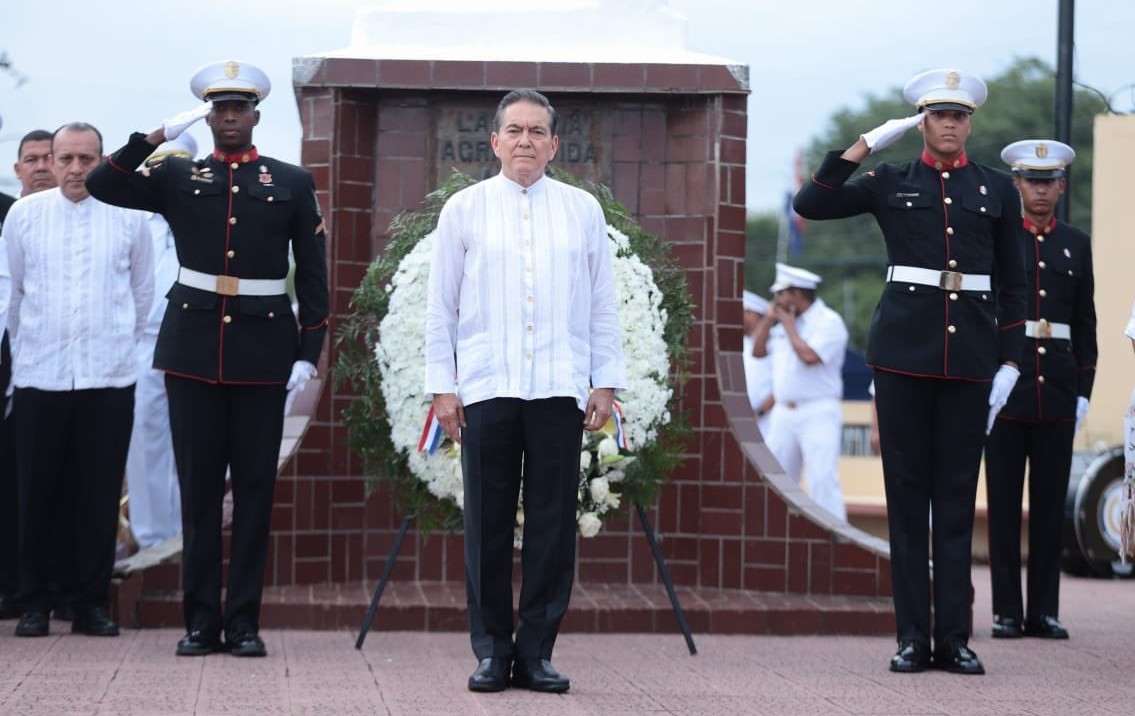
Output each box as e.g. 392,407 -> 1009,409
984,419 -> 1076,621
461,396 -> 584,661
165,375 -> 286,636
874,370 -> 988,649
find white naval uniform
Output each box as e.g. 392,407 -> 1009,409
124,213 -> 181,549
766,297 -> 848,520
743,334 -> 772,437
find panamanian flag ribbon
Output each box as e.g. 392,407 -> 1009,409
418,405 -> 444,455
612,400 -> 628,451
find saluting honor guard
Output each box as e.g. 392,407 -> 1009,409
86,60 -> 329,657
794,68 -> 1027,675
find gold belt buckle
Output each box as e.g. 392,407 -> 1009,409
938,270 -> 963,291
1039,318 -> 1052,338
216,275 -> 239,296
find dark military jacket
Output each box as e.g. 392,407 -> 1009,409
0,191 -> 15,230
794,150 -> 1026,381
86,133 -> 328,384
1000,217 -> 1097,422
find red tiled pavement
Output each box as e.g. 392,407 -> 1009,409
1,568 -> 1132,715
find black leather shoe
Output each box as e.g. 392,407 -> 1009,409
468,657 -> 511,692
888,641 -> 931,673
1024,615 -> 1069,639
0,594 -> 21,620
511,658 -> 570,693
992,615 -> 1024,639
226,631 -> 267,657
933,643 -> 985,675
176,629 -> 223,656
15,610 -> 49,637
71,607 -> 120,636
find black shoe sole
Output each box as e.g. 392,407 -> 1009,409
176,645 -> 218,656
14,627 -> 48,637
889,662 -> 929,673
511,677 -> 570,693
468,679 -> 509,693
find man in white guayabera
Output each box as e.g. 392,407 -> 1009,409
425,89 -> 626,694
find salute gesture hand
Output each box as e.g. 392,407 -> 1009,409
861,114 -> 923,154
161,103 -> 212,141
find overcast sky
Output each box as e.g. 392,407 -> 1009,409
2,0 -> 1132,213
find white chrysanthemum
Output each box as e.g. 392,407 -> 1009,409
375,225 -> 672,537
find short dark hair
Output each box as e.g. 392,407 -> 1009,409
493,89 -> 557,136
52,122 -> 103,155
17,129 -> 53,159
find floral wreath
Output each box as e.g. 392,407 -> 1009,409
337,168 -> 692,537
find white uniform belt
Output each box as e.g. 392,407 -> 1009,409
885,265 -> 992,292
1025,319 -> 1071,340
178,267 -> 287,297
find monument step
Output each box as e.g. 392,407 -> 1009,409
113,579 -> 895,636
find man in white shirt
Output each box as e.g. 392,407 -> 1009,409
425,89 -> 626,694
753,263 -> 849,521
3,122 -> 153,638
742,290 -> 773,437
0,128 -> 58,621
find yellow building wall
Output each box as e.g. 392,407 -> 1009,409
1081,113 -> 1135,448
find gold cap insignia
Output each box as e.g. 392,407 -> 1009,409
945,71 -> 961,90
224,61 -> 240,79
1035,143 -> 1049,158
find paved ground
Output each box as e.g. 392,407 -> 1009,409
1,568 -> 1132,716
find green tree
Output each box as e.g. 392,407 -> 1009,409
746,57 -> 1107,351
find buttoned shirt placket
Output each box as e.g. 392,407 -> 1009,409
65,199 -> 91,390
519,186 -> 535,393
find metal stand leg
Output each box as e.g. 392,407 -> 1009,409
355,508 -> 414,649
636,504 -> 697,655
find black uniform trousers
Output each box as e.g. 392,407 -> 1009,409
461,396 -> 584,661
874,370 -> 987,650
0,413 -> 15,605
0,333 -> 16,603
15,386 -> 134,612
984,419 -> 1074,622
165,375 -> 286,637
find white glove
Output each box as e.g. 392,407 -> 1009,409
986,364 -> 1021,434
286,360 -> 317,393
860,114 -> 923,154
1075,396 -> 1089,433
160,102 -> 212,141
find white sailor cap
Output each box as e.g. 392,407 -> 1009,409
1000,139 -> 1075,179
190,60 -> 271,104
903,68 -> 987,113
743,290 -> 769,314
146,132 -> 198,165
770,262 -> 822,293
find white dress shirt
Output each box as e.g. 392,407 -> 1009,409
425,173 -> 626,410
767,297 -> 848,403
3,188 -> 153,391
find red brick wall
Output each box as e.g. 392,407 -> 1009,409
279,58 -> 891,599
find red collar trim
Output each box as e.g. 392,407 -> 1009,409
1023,216 -> 1056,235
921,150 -> 968,171
211,147 -> 260,164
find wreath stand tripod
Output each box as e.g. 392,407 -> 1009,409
355,504 -> 697,655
